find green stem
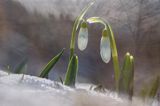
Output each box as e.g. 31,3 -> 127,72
69,19 -> 78,59
107,24 -> 120,92
86,17 -> 120,92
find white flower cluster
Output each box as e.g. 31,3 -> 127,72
78,21 -> 111,63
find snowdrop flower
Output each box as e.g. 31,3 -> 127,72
100,29 -> 111,63
78,21 -> 88,51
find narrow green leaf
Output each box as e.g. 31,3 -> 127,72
14,58 -> 27,74
39,49 -> 65,78
140,84 -> 149,100
119,52 -> 131,92
140,76 -> 160,104
128,55 -> 134,100
148,76 -> 160,98
64,55 -> 78,87
119,53 -> 134,100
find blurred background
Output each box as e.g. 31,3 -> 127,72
0,0 -> 160,92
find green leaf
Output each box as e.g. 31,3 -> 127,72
39,48 -> 65,78
140,84 -> 149,100
14,58 -> 27,74
140,76 -> 160,103
119,53 -> 134,100
128,55 -> 134,100
148,76 -> 160,98
64,55 -> 78,87
119,52 -> 131,92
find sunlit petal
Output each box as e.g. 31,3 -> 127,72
100,36 -> 111,63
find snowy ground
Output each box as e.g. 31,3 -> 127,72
0,70 -> 158,106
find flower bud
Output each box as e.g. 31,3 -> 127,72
100,29 -> 111,63
78,21 -> 88,51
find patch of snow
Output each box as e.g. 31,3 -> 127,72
0,70 -> 158,106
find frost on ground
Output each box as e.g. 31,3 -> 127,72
0,70 -> 158,106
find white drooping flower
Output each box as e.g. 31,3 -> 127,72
78,21 -> 88,51
100,29 -> 111,63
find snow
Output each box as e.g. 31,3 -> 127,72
0,70 -> 158,106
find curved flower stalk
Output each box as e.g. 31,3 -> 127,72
78,21 -> 88,51
87,17 -> 120,91
100,29 -> 111,63
69,1 -> 95,59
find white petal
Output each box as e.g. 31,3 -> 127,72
100,37 -> 111,63
78,28 -> 88,51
